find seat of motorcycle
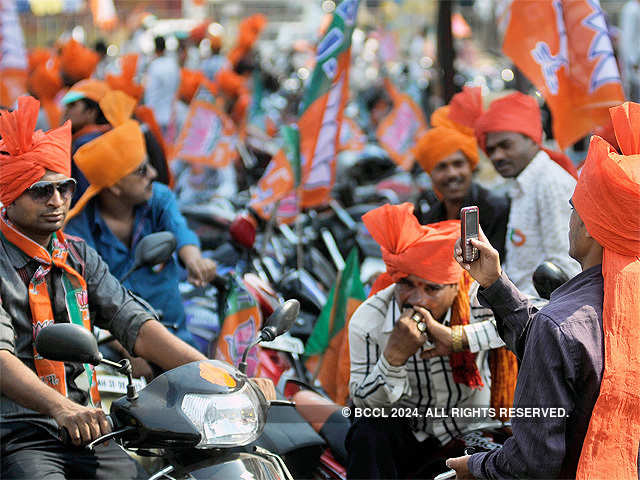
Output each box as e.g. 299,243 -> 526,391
317,409 -> 350,466
253,403 -> 326,477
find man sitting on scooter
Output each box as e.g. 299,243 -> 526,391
0,96 -> 210,479
346,203 -> 515,479
64,91 -> 217,364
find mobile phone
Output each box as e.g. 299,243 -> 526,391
434,470 -> 457,480
460,206 -> 479,263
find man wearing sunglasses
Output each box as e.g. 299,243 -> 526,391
64,90 -> 216,353
0,97 -> 210,479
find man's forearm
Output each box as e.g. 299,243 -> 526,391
133,320 -> 206,371
0,350 -> 71,417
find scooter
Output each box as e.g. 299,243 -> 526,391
35,299 -> 302,480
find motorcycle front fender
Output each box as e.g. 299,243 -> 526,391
169,449 -> 293,480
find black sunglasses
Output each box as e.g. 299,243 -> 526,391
26,178 -> 77,203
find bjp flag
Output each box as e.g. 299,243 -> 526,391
377,78 -> 428,171
297,0 -> 360,208
502,0 -> 624,150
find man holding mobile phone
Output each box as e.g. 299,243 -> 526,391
447,102 -> 640,479
345,203 -> 511,479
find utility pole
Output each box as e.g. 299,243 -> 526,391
437,0 -> 456,103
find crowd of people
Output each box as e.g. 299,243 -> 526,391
0,10 -> 639,480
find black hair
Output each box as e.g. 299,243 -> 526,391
78,98 -> 108,125
94,39 -> 107,56
154,36 -> 166,53
363,86 -> 392,113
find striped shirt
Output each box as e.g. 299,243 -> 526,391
348,283 -> 504,444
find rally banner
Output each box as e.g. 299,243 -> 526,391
305,248 -> 366,405
90,0 -> 118,31
172,99 -> 238,168
215,275 -> 261,377
339,116 -> 367,152
297,0 -> 360,208
0,0 -> 28,107
502,0 -> 624,149
376,77 -> 427,171
250,125 -> 300,223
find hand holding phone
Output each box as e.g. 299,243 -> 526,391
460,206 -> 479,263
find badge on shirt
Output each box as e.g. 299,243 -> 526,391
509,228 -> 526,247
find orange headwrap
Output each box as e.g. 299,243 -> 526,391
0,96 -> 71,206
106,54 -> 144,101
475,92 -> 578,179
412,87 -> 481,175
178,69 -> 207,104
572,102 -> 640,479
59,40 -> 100,83
27,60 -> 63,129
228,14 -> 267,67
363,203 -> 463,285
66,91 -> 146,221
28,48 -> 52,73
62,79 -> 110,105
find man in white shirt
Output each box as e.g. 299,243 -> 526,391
143,37 -> 180,138
475,92 -> 580,296
346,203 -> 512,479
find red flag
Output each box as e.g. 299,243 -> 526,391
502,0 -> 624,149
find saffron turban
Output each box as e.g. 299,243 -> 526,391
59,39 -> 100,83
412,87 -> 481,174
0,96 -> 71,206
363,203 -> 463,285
62,79 -> 110,105
106,54 -> 144,101
572,102 -> 640,479
66,90 -> 146,221
228,14 -> 267,67
475,92 -> 578,178
178,69 -> 207,104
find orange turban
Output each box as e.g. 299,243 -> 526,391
362,203 -> 463,285
62,79 -> 110,105
572,102 -> 640,479
178,69 -> 207,104
106,54 -> 144,101
228,14 -> 267,67
59,40 -> 100,83
66,91 -> 146,221
412,87 -> 481,174
475,92 -> 578,178
27,60 -> 64,129
0,96 -> 71,206
28,48 -> 52,73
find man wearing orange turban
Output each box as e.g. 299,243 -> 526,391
0,96 -> 207,479
447,102 -> 640,479
412,87 -> 509,260
59,39 -> 100,86
65,90 -> 217,348
474,92 -> 580,296
346,203 -> 511,479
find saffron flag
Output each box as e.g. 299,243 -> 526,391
305,249 -> 366,405
376,78 -> 428,171
339,116 -> 367,152
172,99 -> 238,168
90,0 -> 118,31
250,125 -> 300,223
215,275 -> 261,377
502,0 -> 624,150
0,0 -> 27,107
297,0 -> 360,208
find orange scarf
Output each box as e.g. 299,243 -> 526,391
573,102 -> 640,479
0,211 -> 100,406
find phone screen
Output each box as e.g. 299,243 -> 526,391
465,211 -> 478,236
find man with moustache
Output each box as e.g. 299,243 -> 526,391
474,92 -> 580,296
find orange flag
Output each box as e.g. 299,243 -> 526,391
502,0 -> 624,150
376,78 -> 428,171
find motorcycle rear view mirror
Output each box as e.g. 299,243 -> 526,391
533,261 -> 569,300
239,299 -> 300,375
121,231 -> 177,282
260,299 -> 300,342
35,323 -> 102,365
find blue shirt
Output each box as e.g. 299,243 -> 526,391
65,182 -> 200,343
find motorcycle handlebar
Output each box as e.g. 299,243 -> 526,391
59,415 -> 133,450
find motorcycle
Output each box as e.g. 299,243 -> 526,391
35,299 -> 302,480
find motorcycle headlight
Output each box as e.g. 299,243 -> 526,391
181,382 -> 265,448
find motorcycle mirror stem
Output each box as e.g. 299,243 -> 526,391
238,299 -> 300,375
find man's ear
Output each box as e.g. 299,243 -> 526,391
105,184 -> 122,196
